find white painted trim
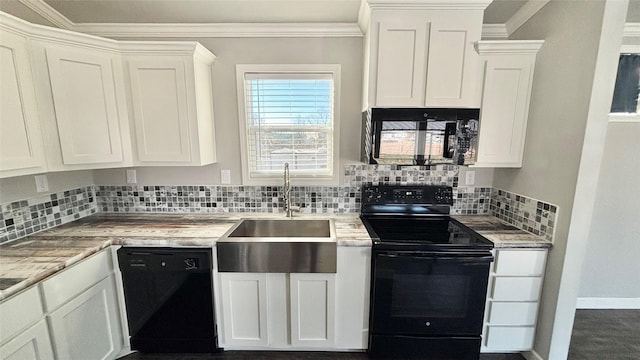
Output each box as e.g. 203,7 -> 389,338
364,0 -> 492,10
73,22 -> 363,38
482,24 -> 509,40
17,0 -> 74,29
609,113 -> 640,122
505,0 -> 551,36
522,349 -> 545,360
624,22 -> 640,37
576,297 -> 640,309
620,44 -> 640,53
476,40 -> 544,54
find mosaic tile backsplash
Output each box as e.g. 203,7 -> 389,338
0,186 -> 97,244
491,188 -> 558,241
0,165 -> 558,243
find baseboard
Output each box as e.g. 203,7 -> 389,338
576,297 -> 640,309
522,349 -> 544,360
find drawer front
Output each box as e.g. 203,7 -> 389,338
485,326 -> 534,350
41,249 -> 113,311
494,250 -> 546,276
491,277 -> 542,301
488,301 -> 538,326
0,286 -> 44,344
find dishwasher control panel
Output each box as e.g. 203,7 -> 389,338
118,248 -> 211,272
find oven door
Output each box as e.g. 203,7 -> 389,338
371,250 -> 492,336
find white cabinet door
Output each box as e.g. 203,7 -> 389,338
0,320 -> 55,360
45,47 -> 125,165
47,275 -> 123,360
375,20 -> 428,107
425,22 -> 480,107
0,30 -> 47,178
219,273 -> 269,347
475,41 -> 543,168
476,56 -> 533,167
290,273 -> 336,347
128,59 -> 192,162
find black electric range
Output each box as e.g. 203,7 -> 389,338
361,184 -> 494,359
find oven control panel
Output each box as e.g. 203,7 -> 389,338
362,185 -> 453,205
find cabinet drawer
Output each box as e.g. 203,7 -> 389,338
0,286 -> 44,344
485,326 -> 534,350
488,302 -> 537,325
491,277 -> 541,301
41,249 -> 113,311
494,250 -> 546,276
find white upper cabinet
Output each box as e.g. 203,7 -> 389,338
0,29 -> 47,178
361,1 -> 490,109
0,12 -> 217,174
474,41 -> 543,168
124,43 -> 217,166
44,46 -> 126,166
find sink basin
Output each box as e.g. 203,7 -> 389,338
217,219 -> 336,273
226,219 -> 333,238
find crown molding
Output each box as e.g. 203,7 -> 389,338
505,0 -> 551,36
624,23 -> 640,37
72,22 -> 363,38
481,24 -> 508,40
476,40 -> 544,54
364,0 -> 492,10
17,0 -> 74,30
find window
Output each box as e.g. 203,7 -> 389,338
236,65 -> 340,184
610,53 -> 640,115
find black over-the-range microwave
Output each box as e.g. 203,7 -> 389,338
361,108 -> 480,166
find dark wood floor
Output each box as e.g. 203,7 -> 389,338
568,309 -> 640,359
118,310 -> 640,360
119,351 -> 523,360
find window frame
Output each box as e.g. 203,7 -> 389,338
236,64 -> 341,185
609,45 -> 640,123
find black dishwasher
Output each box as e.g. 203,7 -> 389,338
117,247 -> 220,353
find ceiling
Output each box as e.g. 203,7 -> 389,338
0,0 -> 637,29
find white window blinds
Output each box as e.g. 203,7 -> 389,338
242,72 -> 334,178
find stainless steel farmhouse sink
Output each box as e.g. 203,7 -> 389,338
216,219 -> 336,273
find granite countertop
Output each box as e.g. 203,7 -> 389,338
453,215 -> 553,249
0,213 -> 371,301
0,213 -> 551,301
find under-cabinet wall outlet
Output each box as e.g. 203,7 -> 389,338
35,175 -> 49,192
221,169 -> 231,184
465,171 -> 475,185
126,169 -> 137,184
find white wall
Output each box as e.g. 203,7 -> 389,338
94,36 -> 363,186
0,170 -> 94,203
493,0 -> 627,359
578,121 -> 640,301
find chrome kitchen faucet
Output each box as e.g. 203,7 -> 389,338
283,163 -> 300,217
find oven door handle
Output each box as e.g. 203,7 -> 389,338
378,252 -> 494,264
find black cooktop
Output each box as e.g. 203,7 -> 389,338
360,185 -> 493,251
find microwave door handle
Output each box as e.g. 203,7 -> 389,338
443,122 -> 457,159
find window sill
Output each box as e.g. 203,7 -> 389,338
609,113 -> 640,123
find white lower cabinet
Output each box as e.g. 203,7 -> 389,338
219,273 -> 269,347
289,273 -> 336,347
47,276 -> 122,360
0,320 -> 55,360
218,273 -> 336,349
40,249 -> 124,360
481,249 -> 548,353
217,246 -> 371,351
0,285 -> 54,360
